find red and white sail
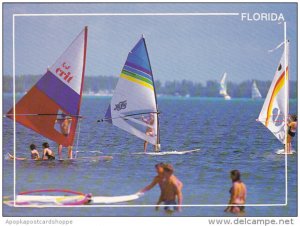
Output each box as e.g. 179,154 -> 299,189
7,27 -> 88,147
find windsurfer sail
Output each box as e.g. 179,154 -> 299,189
103,35 -> 160,151
6,27 -> 88,148
251,80 -> 262,99
258,40 -> 289,147
219,72 -> 231,100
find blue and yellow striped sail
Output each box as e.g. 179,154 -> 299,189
104,36 -> 159,146
120,38 -> 154,90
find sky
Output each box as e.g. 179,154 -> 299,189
3,3 -> 297,83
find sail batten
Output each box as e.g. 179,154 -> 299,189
258,41 -> 289,144
7,27 -> 88,147
104,37 -> 159,146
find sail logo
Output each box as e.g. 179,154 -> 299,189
272,108 -> 284,127
56,62 -> 74,83
114,100 -> 127,111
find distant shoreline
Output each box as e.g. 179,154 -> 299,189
2,75 -> 297,99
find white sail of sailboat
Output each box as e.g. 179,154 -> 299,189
103,36 -> 160,150
219,72 -> 231,100
251,80 -> 262,99
258,40 -> 289,147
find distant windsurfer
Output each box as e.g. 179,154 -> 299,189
141,113 -> 156,153
286,114 -> 297,154
42,142 -> 55,160
57,114 -> 73,159
224,170 -> 247,214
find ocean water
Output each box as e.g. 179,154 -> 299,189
2,95 -> 297,217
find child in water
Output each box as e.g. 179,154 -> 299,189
42,142 -> 55,160
29,144 -> 40,160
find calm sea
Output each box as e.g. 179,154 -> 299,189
2,95 -> 297,217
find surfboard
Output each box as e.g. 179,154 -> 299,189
133,148 -> 200,155
91,193 -> 142,204
3,192 -> 142,206
5,153 -> 113,162
276,149 -> 296,155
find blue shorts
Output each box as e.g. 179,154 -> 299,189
164,201 -> 177,211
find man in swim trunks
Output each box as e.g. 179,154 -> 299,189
156,164 -> 183,212
57,114 -> 73,159
224,170 -> 247,214
286,114 -> 297,154
42,142 -> 55,160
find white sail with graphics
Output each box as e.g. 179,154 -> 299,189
258,40 -> 289,150
103,36 -> 160,151
102,36 -> 201,155
251,80 -> 262,99
219,72 -> 231,100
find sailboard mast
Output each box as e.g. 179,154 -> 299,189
142,34 -> 161,151
284,23 -> 289,155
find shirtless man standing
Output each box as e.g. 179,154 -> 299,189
57,115 -> 73,159
156,164 -> 183,212
139,163 -> 183,191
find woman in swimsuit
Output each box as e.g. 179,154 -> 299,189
42,142 -> 55,160
287,114 -> 297,154
29,144 -> 40,160
224,170 -> 247,214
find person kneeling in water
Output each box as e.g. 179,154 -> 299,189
30,144 -> 40,160
42,142 -> 55,160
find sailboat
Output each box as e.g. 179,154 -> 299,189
102,36 -> 200,155
6,27 -> 91,159
257,40 -> 293,154
219,72 -> 231,100
251,80 -> 262,99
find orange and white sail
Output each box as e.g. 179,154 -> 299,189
6,27 -> 88,147
258,41 -> 289,144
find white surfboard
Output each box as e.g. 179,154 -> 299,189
276,149 -> 296,155
5,153 -> 113,162
3,193 -> 143,207
133,149 -> 200,155
91,193 -> 142,204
